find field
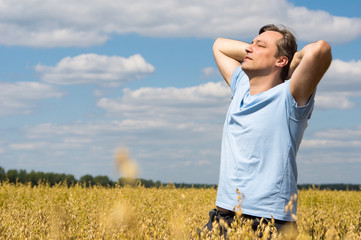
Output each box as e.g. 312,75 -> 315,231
0,182 -> 360,239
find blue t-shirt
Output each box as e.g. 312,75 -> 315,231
215,66 -> 315,221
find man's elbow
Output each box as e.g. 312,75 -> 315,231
315,40 -> 332,65
212,38 -> 223,53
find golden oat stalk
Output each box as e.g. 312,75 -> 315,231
114,147 -> 138,184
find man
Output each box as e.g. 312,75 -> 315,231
206,24 -> 332,236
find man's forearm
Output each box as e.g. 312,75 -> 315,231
287,50 -> 302,80
213,38 -> 250,84
213,38 -> 249,63
287,41 -> 331,80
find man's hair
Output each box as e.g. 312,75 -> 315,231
259,24 -> 297,81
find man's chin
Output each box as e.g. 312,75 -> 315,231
241,65 -> 250,72
241,66 -> 254,78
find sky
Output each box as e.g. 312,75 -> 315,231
0,0 -> 360,185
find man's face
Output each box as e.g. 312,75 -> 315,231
242,30 -> 283,75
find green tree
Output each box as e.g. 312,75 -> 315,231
18,169 -> 28,183
139,178 -> 155,188
65,174 -> 77,186
155,180 -> 162,188
6,169 -> 18,183
45,172 -> 56,186
27,170 -> 45,186
0,167 -> 5,181
80,174 -> 95,187
94,175 -> 112,187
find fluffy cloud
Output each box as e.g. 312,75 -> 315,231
309,59 -> 361,109
35,54 -> 155,86
314,92 -> 359,110
313,125 -> 361,141
2,78 -> 361,184
200,67 -> 220,79
297,125 -> 361,183
0,81 -> 64,116
0,0 -> 360,47
298,125 -> 361,183
96,81 -> 231,122
319,59 -> 361,91
2,81 -> 232,183
8,119 -> 224,183
301,125 -> 361,159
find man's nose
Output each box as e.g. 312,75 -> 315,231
245,45 -> 253,53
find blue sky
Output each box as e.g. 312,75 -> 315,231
0,0 -> 360,185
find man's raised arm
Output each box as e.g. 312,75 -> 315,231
213,38 -> 250,86
288,40 -> 332,106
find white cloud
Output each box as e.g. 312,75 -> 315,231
286,7 -> 361,42
319,59 -> 361,92
2,81 -> 232,183
302,139 -> 361,149
0,0 -> 360,47
296,125 -> 361,183
9,142 -> 47,150
10,137 -> 93,151
314,125 -> 361,141
330,59 -> 361,76
8,117 -> 224,183
93,89 -> 107,97
35,54 -> 155,86
2,79 -> 361,184
309,59 -> 361,109
24,120 -> 170,139
300,125 -> 361,164
314,92 -> 358,109
200,67 -> 220,79
0,81 -> 64,116
96,81 -> 231,122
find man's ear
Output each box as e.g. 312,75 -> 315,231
276,56 -> 288,68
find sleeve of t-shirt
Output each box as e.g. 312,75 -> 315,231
285,80 -> 316,121
230,65 -> 247,97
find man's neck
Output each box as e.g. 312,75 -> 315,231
248,74 -> 284,96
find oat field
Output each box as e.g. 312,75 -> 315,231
0,182 -> 360,239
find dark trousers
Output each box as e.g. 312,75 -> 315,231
241,213 -> 297,233
201,208 -> 297,238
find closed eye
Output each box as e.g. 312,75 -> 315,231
252,39 -> 267,48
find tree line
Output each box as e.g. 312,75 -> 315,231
0,166 -> 359,190
0,166 -> 216,188
297,183 -> 361,191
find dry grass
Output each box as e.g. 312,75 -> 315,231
0,182 -> 360,239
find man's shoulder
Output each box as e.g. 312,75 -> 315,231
231,66 -> 248,93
